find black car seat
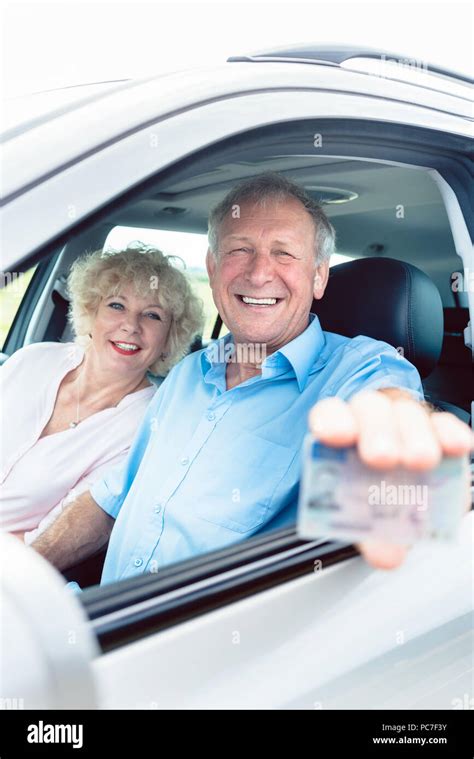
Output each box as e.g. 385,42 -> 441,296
312,257 -> 470,423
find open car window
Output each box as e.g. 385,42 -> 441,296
2,112 -> 472,639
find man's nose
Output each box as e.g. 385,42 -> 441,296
244,251 -> 275,286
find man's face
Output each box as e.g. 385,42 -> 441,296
206,197 -> 329,353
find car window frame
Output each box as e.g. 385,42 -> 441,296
82,528 -> 357,653
2,110 -> 472,649
2,83 -> 471,274
1,250 -> 59,357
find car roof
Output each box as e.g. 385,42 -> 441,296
1,55 -> 471,202
2,80 -> 133,134
2,45 -> 472,141
229,43 -> 473,86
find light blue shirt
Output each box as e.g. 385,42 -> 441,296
91,314 -> 423,585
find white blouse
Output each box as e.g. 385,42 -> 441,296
0,342 -> 156,540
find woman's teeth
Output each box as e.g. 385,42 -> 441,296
241,296 -> 277,305
113,342 -> 140,351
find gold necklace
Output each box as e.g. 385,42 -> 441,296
69,367 -> 82,428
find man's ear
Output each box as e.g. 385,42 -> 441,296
313,260 -> 330,301
206,248 -> 216,285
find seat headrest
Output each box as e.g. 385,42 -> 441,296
312,257 -> 443,378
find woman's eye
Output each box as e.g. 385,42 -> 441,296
108,302 -> 124,310
146,312 -> 161,321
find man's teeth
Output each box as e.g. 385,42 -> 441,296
241,296 -> 277,305
114,342 -> 139,351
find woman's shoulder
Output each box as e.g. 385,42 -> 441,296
124,382 -> 157,407
6,340 -> 79,357
2,341 -> 82,375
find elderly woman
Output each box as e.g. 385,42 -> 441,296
0,244 -> 203,543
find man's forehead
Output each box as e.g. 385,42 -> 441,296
219,199 -> 313,238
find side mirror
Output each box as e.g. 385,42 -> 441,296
0,534 -> 98,709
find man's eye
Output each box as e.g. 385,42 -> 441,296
276,250 -> 292,257
230,247 -> 250,254
108,302 -> 124,310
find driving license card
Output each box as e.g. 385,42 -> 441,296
297,436 -> 467,544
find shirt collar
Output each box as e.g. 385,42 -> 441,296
267,313 -> 326,391
201,314 -> 326,393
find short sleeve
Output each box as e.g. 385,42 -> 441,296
322,336 -> 424,403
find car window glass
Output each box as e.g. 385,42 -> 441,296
0,265 -> 37,349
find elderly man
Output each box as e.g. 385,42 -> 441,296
31,174 -> 472,581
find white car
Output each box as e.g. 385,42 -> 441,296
1,44 -> 473,711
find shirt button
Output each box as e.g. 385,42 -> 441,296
207,412 -> 215,421
154,505 -> 162,515
180,457 -> 189,466
134,558 -> 143,567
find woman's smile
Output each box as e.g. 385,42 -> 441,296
109,340 -> 142,356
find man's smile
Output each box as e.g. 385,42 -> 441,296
234,293 -> 285,309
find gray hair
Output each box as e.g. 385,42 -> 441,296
208,172 -> 336,263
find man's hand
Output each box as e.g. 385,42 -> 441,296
309,389 -> 473,569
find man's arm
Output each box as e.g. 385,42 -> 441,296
30,491 -> 114,571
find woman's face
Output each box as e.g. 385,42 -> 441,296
89,283 -> 171,376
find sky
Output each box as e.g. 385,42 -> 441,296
1,0 -> 473,98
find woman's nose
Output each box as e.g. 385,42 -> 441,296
120,314 -> 141,333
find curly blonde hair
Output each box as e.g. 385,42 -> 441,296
67,243 -> 204,375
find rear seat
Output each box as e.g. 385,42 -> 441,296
423,308 -> 472,424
